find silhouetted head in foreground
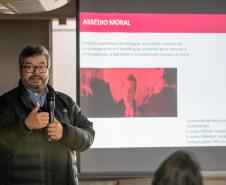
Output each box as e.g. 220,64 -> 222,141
152,150 -> 203,185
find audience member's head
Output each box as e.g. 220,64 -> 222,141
152,150 -> 203,185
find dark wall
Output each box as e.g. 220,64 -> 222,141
0,20 -> 49,95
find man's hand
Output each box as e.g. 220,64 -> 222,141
47,119 -> 63,140
25,103 -> 49,130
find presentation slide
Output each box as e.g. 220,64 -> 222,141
77,0 -> 226,174
79,13 -> 226,148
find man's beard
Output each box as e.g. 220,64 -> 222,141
21,75 -> 48,94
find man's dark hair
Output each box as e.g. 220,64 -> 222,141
152,150 -> 203,185
127,74 -> 137,92
19,45 -> 50,71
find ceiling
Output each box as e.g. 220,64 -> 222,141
0,0 -> 76,19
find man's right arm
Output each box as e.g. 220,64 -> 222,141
0,96 -> 47,148
24,103 -> 49,130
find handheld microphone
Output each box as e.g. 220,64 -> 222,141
47,91 -> 55,141
47,91 -> 55,123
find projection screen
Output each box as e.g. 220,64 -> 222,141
77,0 -> 226,177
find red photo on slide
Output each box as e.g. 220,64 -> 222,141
80,68 -> 177,118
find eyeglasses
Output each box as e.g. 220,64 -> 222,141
23,64 -> 50,73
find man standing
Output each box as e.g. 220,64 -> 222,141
116,74 -> 139,117
0,45 -> 95,185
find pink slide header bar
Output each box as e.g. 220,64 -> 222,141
80,12 -> 226,33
